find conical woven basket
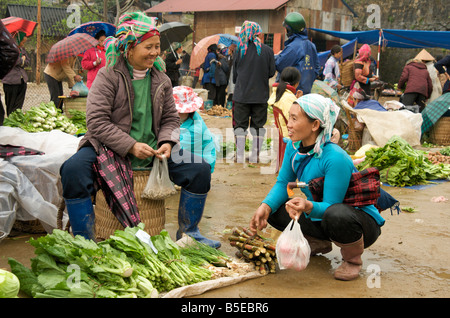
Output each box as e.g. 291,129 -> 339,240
94,169 -> 166,240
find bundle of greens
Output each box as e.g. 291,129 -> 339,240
3,102 -> 78,135
67,109 -> 87,134
8,224 -> 224,298
357,136 -> 450,187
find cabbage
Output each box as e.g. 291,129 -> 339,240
0,269 -> 20,298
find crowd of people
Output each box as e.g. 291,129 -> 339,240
1,11 -> 449,282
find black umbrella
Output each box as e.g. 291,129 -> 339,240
92,145 -> 141,228
159,22 -> 193,52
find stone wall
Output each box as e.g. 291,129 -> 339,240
344,0 -> 449,84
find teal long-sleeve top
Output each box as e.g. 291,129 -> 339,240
180,111 -> 217,173
262,140 -> 385,226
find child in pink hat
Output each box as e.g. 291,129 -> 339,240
173,86 -> 217,172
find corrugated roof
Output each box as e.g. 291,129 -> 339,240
145,0 -> 289,13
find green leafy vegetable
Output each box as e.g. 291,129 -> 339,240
0,268 -> 21,298
357,136 -> 450,187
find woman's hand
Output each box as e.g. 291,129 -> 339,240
285,197 -> 313,220
249,203 -> 271,234
129,142 -> 157,159
155,143 -> 172,160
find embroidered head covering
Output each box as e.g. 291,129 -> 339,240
104,12 -> 165,71
356,44 -> 371,63
173,86 -> 204,113
295,93 -> 340,157
238,21 -> 262,58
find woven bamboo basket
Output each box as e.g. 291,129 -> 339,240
12,219 -> 46,234
94,169 -> 166,241
340,60 -> 355,87
429,117 -> 450,146
342,101 -> 363,153
63,97 -> 87,118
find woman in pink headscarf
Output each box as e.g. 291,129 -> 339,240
353,44 -> 378,95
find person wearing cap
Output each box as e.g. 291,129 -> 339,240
1,31 -> 29,116
249,94 -> 384,281
173,86 -> 217,172
81,30 -> 107,89
165,42 -> 183,87
59,12 -> 220,248
275,12 -> 320,95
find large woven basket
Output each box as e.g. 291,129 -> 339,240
340,60 -> 355,87
63,97 -> 87,118
429,117 -> 450,146
94,169 -> 166,240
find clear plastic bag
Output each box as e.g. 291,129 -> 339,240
141,156 -> 177,200
276,217 -> 311,271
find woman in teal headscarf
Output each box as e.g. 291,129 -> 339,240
249,94 -> 384,281
61,12 -> 220,248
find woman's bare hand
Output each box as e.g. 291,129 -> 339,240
129,142 -> 157,159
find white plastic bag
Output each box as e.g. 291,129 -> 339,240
141,156 -> 177,200
276,217 -> 311,271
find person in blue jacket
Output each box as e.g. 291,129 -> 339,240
275,12 -> 320,95
249,93 -> 384,281
173,86 -> 217,173
201,44 -> 218,101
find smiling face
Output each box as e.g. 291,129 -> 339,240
127,35 -> 161,70
287,102 -> 321,146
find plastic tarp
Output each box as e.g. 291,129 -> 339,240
0,127 -> 80,241
317,38 -> 357,68
310,28 -> 450,50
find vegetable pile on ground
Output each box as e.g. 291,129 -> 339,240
7,224 -> 234,298
228,227 -> 277,275
427,146 -> 450,165
3,102 -> 81,135
357,136 -> 450,187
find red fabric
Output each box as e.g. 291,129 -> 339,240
398,62 -> 433,98
81,46 -> 106,88
308,167 -> 381,209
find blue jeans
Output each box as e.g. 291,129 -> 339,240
60,146 -> 211,199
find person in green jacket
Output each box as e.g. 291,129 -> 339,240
173,86 -> 217,173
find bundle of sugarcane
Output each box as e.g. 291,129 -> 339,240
228,227 -> 277,275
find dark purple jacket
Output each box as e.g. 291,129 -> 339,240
398,61 -> 432,98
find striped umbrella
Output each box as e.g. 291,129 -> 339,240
46,33 -> 98,63
1,17 -> 37,37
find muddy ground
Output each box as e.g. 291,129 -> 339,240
1,105 -> 449,299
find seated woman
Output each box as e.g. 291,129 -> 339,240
249,94 -> 384,281
173,85 -> 217,173
353,44 -> 378,96
59,12 -> 220,248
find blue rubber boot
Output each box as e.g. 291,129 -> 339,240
65,197 -> 96,241
176,188 -> 221,248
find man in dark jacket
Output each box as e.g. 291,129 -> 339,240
165,42 -> 183,87
398,59 -> 432,112
275,12 -> 320,95
233,21 -> 276,163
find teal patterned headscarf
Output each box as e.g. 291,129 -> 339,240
104,12 -> 165,71
238,21 -> 262,58
295,93 -> 340,157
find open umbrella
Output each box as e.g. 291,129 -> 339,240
46,33 -> 98,63
1,17 -> 37,37
159,22 -> 193,52
68,21 -> 117,38
92,146 -> 141,228
189,33 -> 239,69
